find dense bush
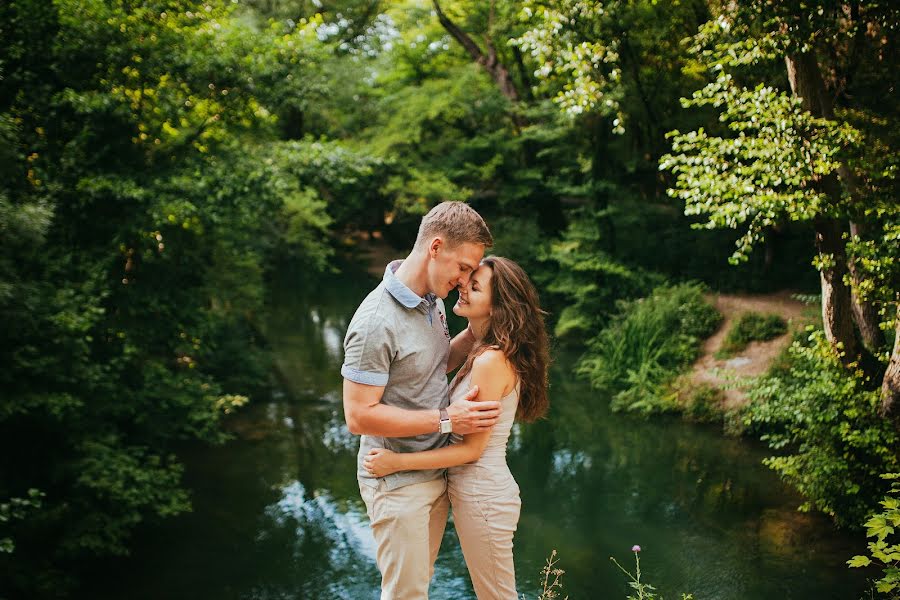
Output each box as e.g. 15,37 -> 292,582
576,283 -> 722,415
742,330 -> 900,527
541,209 -> 665,341
717,312 -> 788,357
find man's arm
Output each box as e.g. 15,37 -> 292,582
343,379 -> 501,437
447,325 -> 476,373
364,351 -> 510,475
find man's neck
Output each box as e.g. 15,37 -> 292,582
394,250 -> 430,298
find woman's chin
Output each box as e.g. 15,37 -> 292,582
452,305 -> 465,316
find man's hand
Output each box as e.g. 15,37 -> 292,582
446,385 -> 501,434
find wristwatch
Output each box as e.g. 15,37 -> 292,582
439,408 -> 452,434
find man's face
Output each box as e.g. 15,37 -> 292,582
426,240 -> 485,299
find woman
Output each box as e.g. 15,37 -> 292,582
364,256 -> 550,600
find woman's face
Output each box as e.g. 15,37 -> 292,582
453,264 -> 493,319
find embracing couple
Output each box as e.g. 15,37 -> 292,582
341,201 -> 550,599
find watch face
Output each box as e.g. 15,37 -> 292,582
440,421 -> 452,434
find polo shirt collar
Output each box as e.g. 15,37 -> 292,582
384,260 -> 436,309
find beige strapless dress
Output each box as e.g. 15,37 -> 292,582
447,370 -> 521,600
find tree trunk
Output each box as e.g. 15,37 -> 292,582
881,301 -> 900,419
785,53 -> 861,365
787,52 -> 882,354
815,218 -> 858,365
848,221 -> 885,352
785,52 -> 834,117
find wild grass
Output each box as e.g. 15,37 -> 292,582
576,283 -> 722,415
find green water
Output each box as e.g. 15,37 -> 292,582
95,267 -> 870,599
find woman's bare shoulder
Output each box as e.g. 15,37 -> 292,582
473,347 -> 507,367
472,349 -> 515,388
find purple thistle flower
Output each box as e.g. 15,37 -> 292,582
631,545 -> 642,553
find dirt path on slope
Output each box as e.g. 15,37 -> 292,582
689,291 -> 815,410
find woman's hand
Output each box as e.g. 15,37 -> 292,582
364,448 -> 402,477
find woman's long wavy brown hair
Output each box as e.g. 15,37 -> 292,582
450,256 -> 551,422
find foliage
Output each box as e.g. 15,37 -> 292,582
2,0 -> 898,593
743,330 -> 900,527
508,0 -> 823,293
577,283 -> 722,415
660,70 -> 876,263
513,0 -> 709,138
0,0 -> 334,595
846,218 -> 900,333
531,548 -> 693,599
717,311 -> 787,357
657,1 -> 900,363
269,138 -> 388,234
848,473 -> 900,598
679,381 -> 725,423
0,490 -> 44,554
656,6 -> 900,527
542,208 -> 663,340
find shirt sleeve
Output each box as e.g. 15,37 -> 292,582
341,311 -> 394,387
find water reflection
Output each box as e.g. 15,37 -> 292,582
249,480 -> 378,599
92,268 -> 868,600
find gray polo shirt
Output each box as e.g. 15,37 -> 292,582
341,260 -> 451,491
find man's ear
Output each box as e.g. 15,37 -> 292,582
429,237 -> 443,258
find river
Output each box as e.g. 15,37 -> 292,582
93,264 -> 869,599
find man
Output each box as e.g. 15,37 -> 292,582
342,201 -> 500,599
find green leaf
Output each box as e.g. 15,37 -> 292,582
847,555 -> 871,568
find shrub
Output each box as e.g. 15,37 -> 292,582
577,283 -> 722,415
716,312 -> 787,358
541,209 -> 664,341
848,474 -> 900,598
742,329 -> 900,527
683,383 -> 725,423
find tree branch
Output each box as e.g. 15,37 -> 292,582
432,0 -> 520,103
432,0 -> 486,64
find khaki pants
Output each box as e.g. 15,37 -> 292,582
359,477 -> 450,600
449,488 -> 521,600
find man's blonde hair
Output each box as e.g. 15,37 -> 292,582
414,201 -> 493,249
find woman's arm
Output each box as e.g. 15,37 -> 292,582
447,325 -> 476,374
364,350 -> 514,477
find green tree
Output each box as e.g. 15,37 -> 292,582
658,1 -> 899,408
0,0 -> 333,594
